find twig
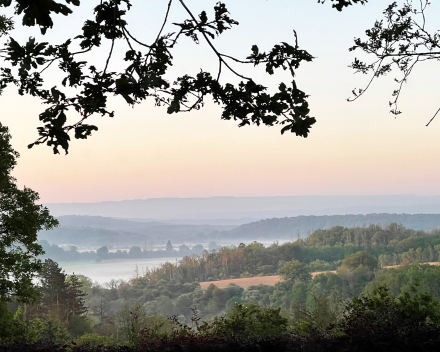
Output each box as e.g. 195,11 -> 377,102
104,37 -> 115,74
156,0 -> 173,45
178,0 -> 252,81
123,27 -> 152,48
348,58 -> 385,102
216,59 -> 222,81
426,108 -> 440,126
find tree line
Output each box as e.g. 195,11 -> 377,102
5,218 -> 440,347
4,251 -> 440,349
137,223 -> 440,283
38,240 -> 218,262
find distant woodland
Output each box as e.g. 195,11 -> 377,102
228,213 -> 440,239
38,215 -> 235,246
38,213 -> 440,249
38,240 -> 218,262
5,221 -> 440,349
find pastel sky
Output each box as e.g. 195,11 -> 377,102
2,0 -> 440,203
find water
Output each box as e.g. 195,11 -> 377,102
58,257 -> 183,284
56,241 -> 288,284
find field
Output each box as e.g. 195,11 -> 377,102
199,263 -> 440,290
199,275 -> 283,290
199,270 -> 337,290
384,262 -> 440,269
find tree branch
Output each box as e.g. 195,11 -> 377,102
178,0 -> 252,81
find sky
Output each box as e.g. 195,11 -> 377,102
2,0 -> 440,203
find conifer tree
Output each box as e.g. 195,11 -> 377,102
38,260 -> 88,324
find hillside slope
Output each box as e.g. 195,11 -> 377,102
224,213 -> 440,240
38,215 -> 236,246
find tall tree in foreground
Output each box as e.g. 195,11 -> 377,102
0,123 -> 58,303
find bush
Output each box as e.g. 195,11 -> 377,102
341,282 -> 440,334
69,333 -> 116,348
208,303 -> 288,339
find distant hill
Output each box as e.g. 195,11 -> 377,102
223,214 -> 440,240
44,195 -> 440,220
58,215 -> 252,227
38,215 -> 237,247
38,213 -> 440,247
57,215 -> 167,229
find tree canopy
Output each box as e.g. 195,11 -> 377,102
348,0 -> 440,123
0,0 -> 387,155
0,1 -> 436,154
0,122 -> 58,302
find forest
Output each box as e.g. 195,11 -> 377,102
228,213 -> 440,239
4,223 -> 440,350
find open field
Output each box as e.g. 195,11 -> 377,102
311,270 -> 337,277
199,275 -> 283,290
200,262 -> 440,290
384,262 -> 440,269
199,264 -> 440,290
199,270 -> 337,290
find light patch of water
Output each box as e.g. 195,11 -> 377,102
58,257 -> 183,285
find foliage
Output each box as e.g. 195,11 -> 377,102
32,318 -> 72,345
96,246 -> 108,260
8,212 -> 440,347
0,302 -> 22,343
309,259 -> 336,272
342,283 -> 440,334
0,15 -> 13,36
0,0 -> 330,154
291,293 -> 340,336
37,259 -> 88,324
33,224 -> 440,327
364,264 -> 440,299
336,251 -> 377,296
39,222 -> 440,288
207,303 -> 288,339
338,251 -> 378,272
229,214 -> 440,240
7,286 -> 440,351
4,263 -> 440,351
29,223 -> 440,332
128,246 -> 141,258
70,333 -> 116,348
348,1 -> 440,122
0,259 -> 93,344
278,260 -> 311,283
0,122 -> 58,303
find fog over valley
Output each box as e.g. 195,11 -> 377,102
36,199 -> 440,284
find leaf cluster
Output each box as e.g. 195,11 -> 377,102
318,0 -> 368,12
0,0 -> 317,153
348,1 -> 440,119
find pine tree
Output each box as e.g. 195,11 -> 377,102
38,260 -> 87,324
39,259 -> 69,320
65,274 -> 88,322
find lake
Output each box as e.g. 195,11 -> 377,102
58,257 -> 183,284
